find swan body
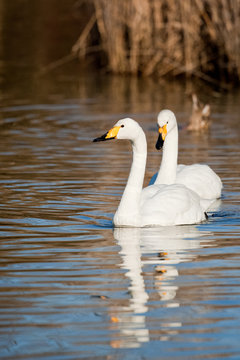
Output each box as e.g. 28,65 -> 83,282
93,118 -> 206,227
140,183 -> 206,227
151,110 -> 222,200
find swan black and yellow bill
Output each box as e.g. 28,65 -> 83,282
156,124 -> 167,150
93,126 -> 121,142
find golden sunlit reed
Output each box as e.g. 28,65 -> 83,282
73,0 -> 240,84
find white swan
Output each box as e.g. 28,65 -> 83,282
150,110 -> 222,200
93,118 -> 207,227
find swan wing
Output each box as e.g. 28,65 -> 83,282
140,184 -> 206,226
176,164 -> 222,200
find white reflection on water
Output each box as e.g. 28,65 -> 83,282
114,227 -> 149,348
112,225 -> 213,348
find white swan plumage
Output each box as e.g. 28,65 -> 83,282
93,118 -> 207,227
150,110 -> 222,200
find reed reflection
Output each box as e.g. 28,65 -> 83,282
112,225 -> 212,348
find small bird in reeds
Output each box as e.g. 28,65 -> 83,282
187,94 -> 211,131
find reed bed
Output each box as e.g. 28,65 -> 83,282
73,0 -> 240,83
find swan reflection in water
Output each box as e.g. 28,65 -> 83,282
110,225 -> 213,349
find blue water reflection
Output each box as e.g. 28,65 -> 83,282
0,58 -> 240,360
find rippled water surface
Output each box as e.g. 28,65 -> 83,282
1,63 -> 240,359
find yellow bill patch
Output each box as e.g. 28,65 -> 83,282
105,126 -> 121,139
111,316 -> 119,323
158,124 -> 167,140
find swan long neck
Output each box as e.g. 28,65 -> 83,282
155,126 -> 178,185
114,130 -> 147,227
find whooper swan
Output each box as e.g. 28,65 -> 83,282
150,110 -> 222,200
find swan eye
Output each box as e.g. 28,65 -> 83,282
167,121 -> 169,124
121,125 -> 124,128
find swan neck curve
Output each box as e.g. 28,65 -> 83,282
155,126 -> 178,185
114,130 -> 147,227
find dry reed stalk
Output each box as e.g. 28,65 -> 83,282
72,14 -> 96,56
74,0 -> 240,83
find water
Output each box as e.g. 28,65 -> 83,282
0,70 -> 240,359
1,3 -> 240,359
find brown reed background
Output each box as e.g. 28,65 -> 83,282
73,0 -> 240,84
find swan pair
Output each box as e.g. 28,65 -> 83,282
93,110 -> 222,227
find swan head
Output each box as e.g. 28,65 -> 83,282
93,117 -> 143,143
156,110 -> 177,150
